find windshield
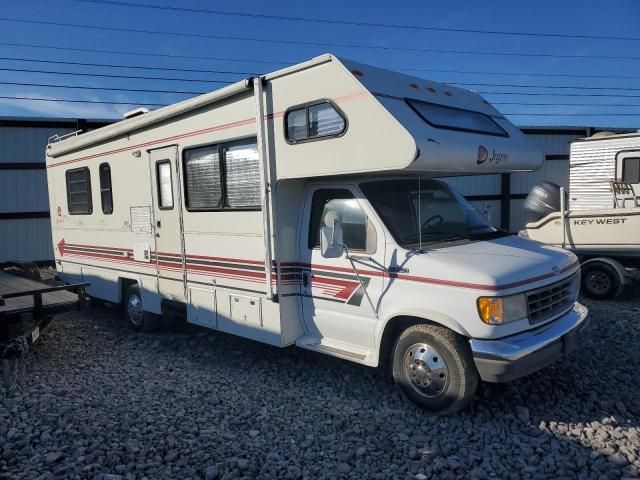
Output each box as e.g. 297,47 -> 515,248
360,178 -> 502,248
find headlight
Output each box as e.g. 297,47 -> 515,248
477,294 -> 528,325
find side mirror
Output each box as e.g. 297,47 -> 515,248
320,211 -> 344,258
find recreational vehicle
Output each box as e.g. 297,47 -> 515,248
46,54 -> 588,414
522,131 -> 640,299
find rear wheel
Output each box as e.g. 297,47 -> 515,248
125,285 -> 159,332
392,324 -> 478,415
581,262 -> 622,299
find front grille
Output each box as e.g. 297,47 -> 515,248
527,274 -> 578,325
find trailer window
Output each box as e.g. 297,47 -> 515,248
622,157 -> 640,184
224,141 -> 261,208
406,99 -> 508,137
65,167 -> 93,215
99,163 -> 113,214
308,189 -> 376,253
285,101 -> 346,143
184,145 -> 222,210
156,161 -> 174,209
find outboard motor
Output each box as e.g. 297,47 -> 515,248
523,181 -> 566,224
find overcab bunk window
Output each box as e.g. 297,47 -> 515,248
99,163 -> 113,214
406,99 -> 508,137
285,101 -> 346,143
183,139 -> 261,211
621,157 -> 640,184
65,167 -> 93,215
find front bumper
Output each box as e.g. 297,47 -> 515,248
470,302 -> 589,383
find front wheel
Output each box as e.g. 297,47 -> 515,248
125,285 -> 159,332
392,324 -> 478,415
581,262 -> 623,300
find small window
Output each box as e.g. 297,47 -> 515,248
156,161 -> 174,209
622,157 -> 640,184
66,167 -> 93,215
406,99 -> 508,137
285,101 -> 346,143
308,189 -> 376,253
99,163 -> 113,214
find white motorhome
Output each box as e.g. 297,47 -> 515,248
522,131 -> 640,299
46,54 -> 588,414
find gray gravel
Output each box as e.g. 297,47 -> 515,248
1,291 -> 639,479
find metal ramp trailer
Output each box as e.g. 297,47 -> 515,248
1,263 -> 88,387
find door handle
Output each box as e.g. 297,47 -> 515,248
302,272 -> 309,288
156,220 -> 161,228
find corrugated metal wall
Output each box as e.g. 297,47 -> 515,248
0,118 -> 111,263
0,119 -> 631,263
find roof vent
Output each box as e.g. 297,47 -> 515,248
122,107 -> 150,120
589,131 -> 616,139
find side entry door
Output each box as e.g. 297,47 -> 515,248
149,146 -> 186,299
299,186 -> 385,350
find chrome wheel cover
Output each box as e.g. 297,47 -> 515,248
585,271 -> 611,295
403,343 -> 449,398
127,292 -> 144,327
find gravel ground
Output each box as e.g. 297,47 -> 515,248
1,288 -> 639,479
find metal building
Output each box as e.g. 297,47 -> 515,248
0,117 -> 111,263
0,117 -> 635,263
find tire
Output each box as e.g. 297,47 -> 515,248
392,324 -> 478,415
581,262 -> 622,300
125,285 -> 159,332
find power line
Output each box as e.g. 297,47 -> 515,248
5,66 -> 640,93
493,102 -> 640,107
453,82 -> 640,92
0,66 -> 242,83
0,95 -> 165,106
5,52 -> 640,82
0,41 -> 290,65
75,0 -> 640,43
0,55 -> 260,75
0,80 -> 210,94
1,95 -> 637,117
3,17 -> 640,61
6,80 -> 640,99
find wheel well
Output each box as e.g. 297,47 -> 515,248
379,316 -> 436,366
119,278 -> 138,305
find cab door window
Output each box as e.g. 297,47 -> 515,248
309,189 -> 376,253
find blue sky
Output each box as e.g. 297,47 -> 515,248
1,0 -> 639,128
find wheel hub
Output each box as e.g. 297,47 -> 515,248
404,343 -> 449,398
127,293 -> 144,327
586,271 -> 611,294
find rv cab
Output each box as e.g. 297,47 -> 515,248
45,54 -> 588,414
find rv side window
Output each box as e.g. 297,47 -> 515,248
99,163 -> 113,214
156,161 -> 174,209
65,167 -> 93,215
308,189 -> 376,253
622,157 -> 640,184
285,101 -> 346,143
183,140 -> 261,211
406,99 -> 508,137
183,145 -> 222,210
224,141 -> 261,208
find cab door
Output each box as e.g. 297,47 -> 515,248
299,186 -> 385,349
149,146 -> 186,299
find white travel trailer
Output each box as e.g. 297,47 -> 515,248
46,54 -> 588,414
522,132 -> 640,299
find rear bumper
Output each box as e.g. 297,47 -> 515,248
470,302 -> 589,383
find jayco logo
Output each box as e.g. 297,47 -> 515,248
477,145 -> 508,165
